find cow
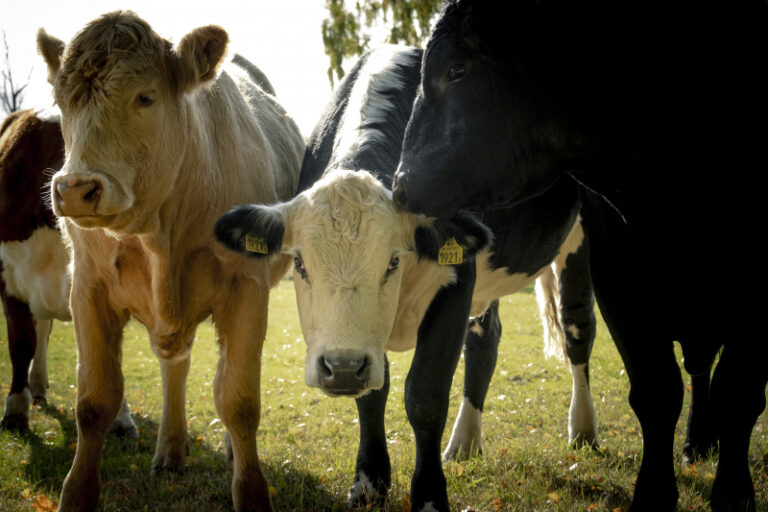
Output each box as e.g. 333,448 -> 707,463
392,1 -> 767,511
0,109 -> 136,437
36,11 -> 304,511
215,44 -> 598,512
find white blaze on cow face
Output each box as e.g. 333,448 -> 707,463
39,15 -> 225,233
285,171 -> 423,397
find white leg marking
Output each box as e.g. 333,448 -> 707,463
443,397 -> 482,461
569,363 -> 598,447
2,388 -> 32,420
348,470 -> 383,504
28,319 -> 52,402
108,398 -> 138,437
468,321 -> 485,337
419,501 -> 440,512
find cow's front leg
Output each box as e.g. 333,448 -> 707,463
349,357 -> 391,507
0,292 -> 36,433
212,279 -> 272,512
28,318 -> 52,404
59,282 -> 127,512
151,344 -> 192,473
406,260 -> 476,512
444,300 -> 500,461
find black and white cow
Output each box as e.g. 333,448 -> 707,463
392,1 -> 766,511
216,45 -> 597,511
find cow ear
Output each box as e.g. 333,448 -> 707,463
37,28 -> 65,85
413,211 -> 492,262
215,204 -> 288,259
175,25 -> 229,90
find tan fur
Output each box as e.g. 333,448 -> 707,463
38,11 -> 303,512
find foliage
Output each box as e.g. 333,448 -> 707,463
1,281 -> 767,511
322,0 -> 442,84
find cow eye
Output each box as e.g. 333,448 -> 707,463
386,256 -> 399,275
447,64 -> 466,82
294,255 -> 307,279
136,93 -> 154,107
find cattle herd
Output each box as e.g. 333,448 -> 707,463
0,2 -> 765,512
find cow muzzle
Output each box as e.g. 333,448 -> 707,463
315,349 -> 372,397
53,177 -> 103,217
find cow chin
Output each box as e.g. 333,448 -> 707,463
304,345 -> 386,399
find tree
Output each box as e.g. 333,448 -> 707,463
1,31 -> 32,116
322,0 -> 442,84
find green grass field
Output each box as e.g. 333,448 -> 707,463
1,279 -> 766,511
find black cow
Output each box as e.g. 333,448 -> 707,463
393,1 -> 766,511
216,45 -> 598,511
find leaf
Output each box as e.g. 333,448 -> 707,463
491,497 -> 503,511
32,495 -> 57,512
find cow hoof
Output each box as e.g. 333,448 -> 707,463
442,442 -> 481,462
348,472 -> 387,508
31,395 -> 47,406
108,422 -> 139,439
569,433 -> 599,450
0,413 -> 31,434
151,447 -> 188,474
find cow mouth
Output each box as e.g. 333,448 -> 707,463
321,387 -> 372,399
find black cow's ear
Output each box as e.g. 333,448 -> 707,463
414,211 -> 492,263
215,204 -> 285,258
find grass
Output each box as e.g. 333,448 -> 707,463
1,279 -> 766,511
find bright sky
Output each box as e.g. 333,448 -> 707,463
0,0 -> 344,137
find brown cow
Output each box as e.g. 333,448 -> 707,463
0,108 -> 136,436
37,11 -> 304,511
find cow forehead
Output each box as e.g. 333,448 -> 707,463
56,11 -> 171,111
293,171 -> 411,250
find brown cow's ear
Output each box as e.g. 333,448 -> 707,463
37,28 -> 65,85
175,25 -> 229,90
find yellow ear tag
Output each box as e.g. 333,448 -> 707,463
438,237 -> 463,265
245,234 -> 268,254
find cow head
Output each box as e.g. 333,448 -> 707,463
393,0 -> 571,218
215,170 -> 490,397
37,11 -> 229,232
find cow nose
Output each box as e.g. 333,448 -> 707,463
318,353 -> 371,395
54,178 -> 103,216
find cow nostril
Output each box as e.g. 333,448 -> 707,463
82,181 -> 102,203
356,357 -> 370,380
319,356 -> 333,379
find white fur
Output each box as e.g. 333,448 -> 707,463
419,502 -> 440,512
443,397 -> 482,460
1,389 -> 32,423
569,363 -> 598,446
0,226 -> 71,321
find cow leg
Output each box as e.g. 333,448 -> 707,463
28,318 -> 52,405
151,350 -> 191,472
212,280 -> 271,512
443,300 -> 500,461
109,397 -> 139,438
406,260 -> 476,512
0,293 -> 36,433
554,236 -> 598,448
709,344 -> 767,512
682,369 -> 718,465
349,356 -> 391,507
59,283 -> 127,512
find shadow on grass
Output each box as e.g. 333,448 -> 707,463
11,400 -> 338,511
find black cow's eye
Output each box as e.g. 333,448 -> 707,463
386,256 -> 399,275
136,93 -> 154,107
294,256 -> 307,279
447,64 -> 466,82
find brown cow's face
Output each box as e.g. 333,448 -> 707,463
38,11 -> 228,232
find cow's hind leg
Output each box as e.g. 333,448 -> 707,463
151,347 -> 191,472
555,237 -> 598,448
444,300 -> 500,461
709,343 -> 767,512
682,369 -> 718,465
28,318 -> 52,405
1,293 -> 36,433
349,357 -> 391,507
212,280 -> 272,512
406,260 -> 476,512
59,283 -> 127,512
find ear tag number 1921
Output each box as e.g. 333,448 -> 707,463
245,234 -> 268,254
438,237 -> 463,265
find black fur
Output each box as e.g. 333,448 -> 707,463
214,204 -> 284,258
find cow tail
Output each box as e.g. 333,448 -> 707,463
535,264 -> 569,368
